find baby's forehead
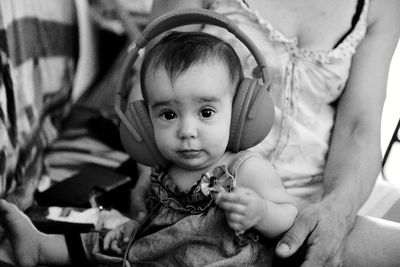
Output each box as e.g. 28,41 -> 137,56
145,62 -> 236,101
148,60 -> 234,86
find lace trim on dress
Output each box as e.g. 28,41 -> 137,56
210,0 -> 370,63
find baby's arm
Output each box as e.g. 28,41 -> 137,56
0,199 -> 71,266
216,156 -> 298,238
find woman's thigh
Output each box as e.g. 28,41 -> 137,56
344,215 -> 400,267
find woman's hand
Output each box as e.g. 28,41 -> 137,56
276,198 -> 354,267
0,199 -> 41,267
215,187 -> 265,234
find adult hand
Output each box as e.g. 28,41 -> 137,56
0,199 -> 40,267
276,199 -> 355,267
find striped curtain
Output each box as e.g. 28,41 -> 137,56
0,0 -> 78,209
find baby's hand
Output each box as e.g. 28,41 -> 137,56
103,220 -> 139,255
215,187 -> 266,234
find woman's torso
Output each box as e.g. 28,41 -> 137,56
202,0 -> 369,202
241,0 -> 361,51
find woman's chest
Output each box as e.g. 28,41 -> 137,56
244,0 -> 359,50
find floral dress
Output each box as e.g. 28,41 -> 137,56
80,151 -> 275,266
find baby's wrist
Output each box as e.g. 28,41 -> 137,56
255,200 -> 269,229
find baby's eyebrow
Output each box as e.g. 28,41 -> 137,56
150,96 -> 222,109
196,96 -> 221,103
150,99 -> 175,108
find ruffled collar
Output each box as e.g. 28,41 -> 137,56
150,165 -> 236,214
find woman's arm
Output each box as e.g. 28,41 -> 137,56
0,200 -> 71,266
323,0 -> 400,220
277,0 -> 400,264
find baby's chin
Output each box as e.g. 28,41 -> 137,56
172,158 -> 217,172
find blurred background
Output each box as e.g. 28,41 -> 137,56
381,41 -> 400,185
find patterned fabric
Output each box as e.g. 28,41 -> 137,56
199,165 -> 236,197
0,0 -> 78,209
81,151 -> 274,266
203,0 -> 369,203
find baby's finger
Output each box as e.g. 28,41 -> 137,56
123,221 -> 140,242
227,220 -> 244,233
217,191 -> 247,204
218,201 -> 246,214
103,233 -> 113,250
103,231 -> 121,250
110,240 -> 123,254
226,212 -> 245,224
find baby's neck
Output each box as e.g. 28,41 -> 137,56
167,152 -> 233,192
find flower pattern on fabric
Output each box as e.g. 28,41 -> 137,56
200,165 -> 236,198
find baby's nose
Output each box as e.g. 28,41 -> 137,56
178,118 -> 198,139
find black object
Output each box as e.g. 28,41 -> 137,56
36,161 -> 137,211
26,199 -> 94,235
0,260 -> 16,267
382,117 -> 400,179
65,232 -> 92,266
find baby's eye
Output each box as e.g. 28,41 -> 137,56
161,110 -> 177,120
200,108 -> 215,118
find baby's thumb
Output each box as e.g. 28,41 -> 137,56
135,210 -> 147,223
123,220 -> 140,243
129,197 -> 148,222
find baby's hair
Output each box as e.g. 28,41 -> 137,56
140,31 -> 243,101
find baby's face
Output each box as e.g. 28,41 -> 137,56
145,61 -> 234,171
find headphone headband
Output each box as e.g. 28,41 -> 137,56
136,9 -> 268,72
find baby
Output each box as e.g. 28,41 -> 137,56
0,31 -> 297,266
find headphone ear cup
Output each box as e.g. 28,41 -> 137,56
228,78 -> 274,152
119,100 -> 169,168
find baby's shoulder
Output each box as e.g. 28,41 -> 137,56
225,150 -> 270,177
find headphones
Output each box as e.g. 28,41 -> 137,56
115,9 -> 275,168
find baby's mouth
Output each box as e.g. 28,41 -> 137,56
178,149 -> 202,158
